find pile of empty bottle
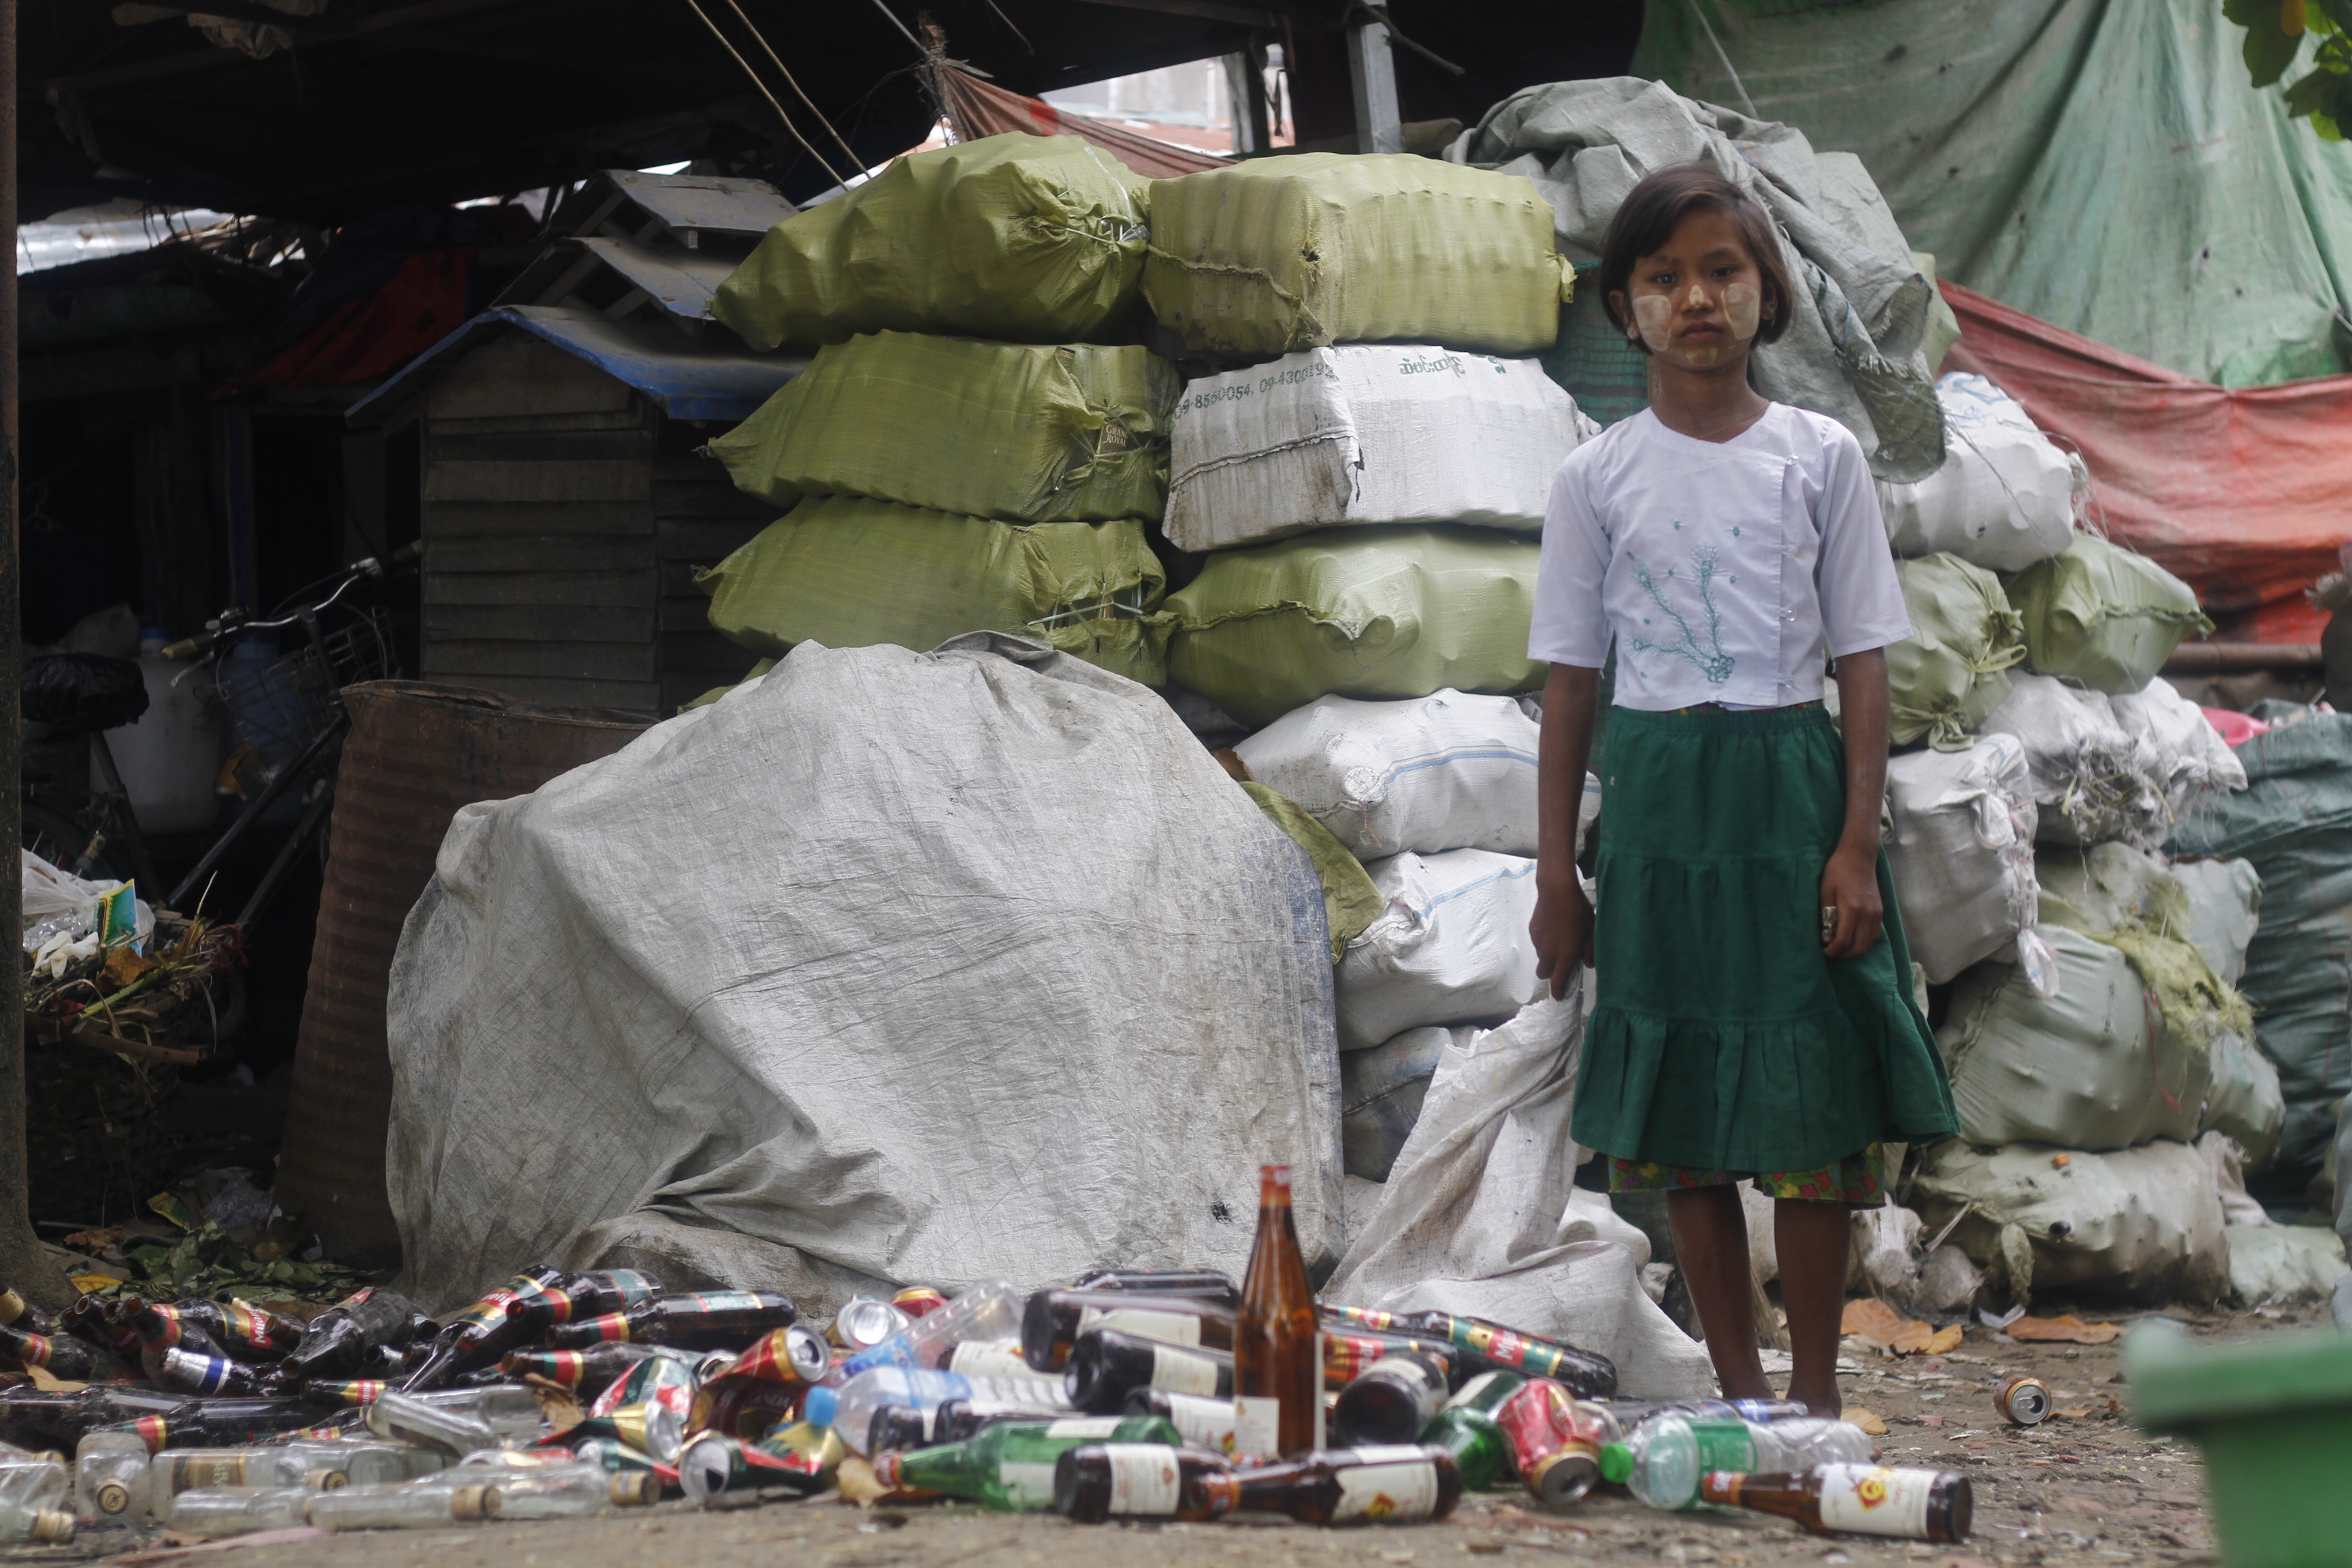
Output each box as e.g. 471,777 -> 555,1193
0,1168 -> 1968,1542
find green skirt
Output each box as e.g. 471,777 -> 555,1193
1571,704 -> 1959,1173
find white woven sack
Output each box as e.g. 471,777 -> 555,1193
1883,733 -> 2053,985
2108,676 -> 2248,824
1326,986 -> 1716,1396
1163,345 -> 1595,553
1233,689 -> 1539,860
1983,672 -> 2166,847
1336,848 -> 1539,1051
1876,373 -> 2082,572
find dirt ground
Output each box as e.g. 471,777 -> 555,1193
35,1302 -> 2325,1568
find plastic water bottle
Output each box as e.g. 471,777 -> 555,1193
804,1366 -> 1070,1454
828,1280 -> 1024,1384
1599,1414 -> 1874,1509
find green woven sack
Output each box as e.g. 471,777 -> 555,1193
698,497 -> 1170,685
708,333 -> 1179,522
1887,553 -> 2027,750
1141,154 -> 1569,357
2006,534 -> 2212,695
1166,526 -> 1542,726
711,133 -> 1150,353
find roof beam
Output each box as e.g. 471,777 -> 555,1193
46,0 -> 532,94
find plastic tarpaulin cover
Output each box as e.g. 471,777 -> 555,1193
386,633 -> 1342,1316
698,497 -> 1170,687
708,333 -> 1179,523
712,133 -> 1149,353
1325,987 -> 1718,1396
1446,77 -> 1945,482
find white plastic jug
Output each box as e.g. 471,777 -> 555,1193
109,631 -> 220,835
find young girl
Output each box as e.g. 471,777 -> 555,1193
1526,165 -> 1959,1416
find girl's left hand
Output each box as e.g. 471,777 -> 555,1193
1819,844 -> 1882,960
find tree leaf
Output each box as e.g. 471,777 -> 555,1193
2247,12 -> 2306,87
2286,64 -> 2341,115
2225,0 -> 2277,23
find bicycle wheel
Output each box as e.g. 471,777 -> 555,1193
21,802 -> 134,887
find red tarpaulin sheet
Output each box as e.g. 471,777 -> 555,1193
1940,281 -> 2351,644
938,67 -> 1227,180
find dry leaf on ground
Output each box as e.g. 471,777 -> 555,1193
1842,1407 -> 1889,1435
1842,1296 -> 1953,1354
522,1375 -> 582,1433
2008,1313 -> 2121,1345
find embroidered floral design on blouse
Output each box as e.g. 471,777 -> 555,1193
1626,546 -> 1734,685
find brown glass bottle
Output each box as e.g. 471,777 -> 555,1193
1330,1351 -> 1450,1446
1232,1165 -> 1320,1460
1053,1442 -> 1235,1522
398,1267 -> 566,1391
497,1343 -> 664,1400
1318,1305 -> 1615,1397
503,1270 -> 665,1339
1067,1329 -> 1234,1414
544,1291 -> 796,1352
1021,1290 -> 1237,1372
1226,1444 -> 1463,1526
135,1301 -> 303,1362
281,1287 -> 432,1384
0,1322 -> 120,1382
59,1296 -> 143,1362
1699,1465 -> 1972,1542
0,1292 -> 55,1337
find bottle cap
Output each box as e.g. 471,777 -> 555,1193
449,1483 -> 500,1520
802,1384 -> 837,1429
94,1480 -> 131,1515
29,1509 -> 73,1544
1598,1440 -> 1631,1484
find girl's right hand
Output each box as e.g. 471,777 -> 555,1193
1529,874 -> 1595,999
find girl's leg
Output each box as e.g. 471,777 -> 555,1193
1665,1185 -> 1771,1401
1774,1198 -> 1850,1416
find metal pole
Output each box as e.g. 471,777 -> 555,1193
1226,47 -> 1270,155
0,0 -> 69,1307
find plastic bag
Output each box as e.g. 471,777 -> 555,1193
20,653 -> 148,732
708,333 -> 1178,523
1164,346 -> 1592,552
1232,690 -> 1539,860
1335,849 -> 1539,1051
698,497 -> 1170,687
1141,154 -> 1568,357
710,134 -> 1150,353
1324,987 -> 1716,1396
2008,534 -> 2212,696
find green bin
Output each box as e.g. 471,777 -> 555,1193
2126,1320 -> 2352,1568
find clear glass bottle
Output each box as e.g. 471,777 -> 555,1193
486,1463 -> 659,1520
75,1431 -> 150,1522
306,1480 -> 500,1532
361,1392 -> 504,1456
165,1486 -> 315,1539
0,1459 -> 73,1542
805,1367 -> 1068,1455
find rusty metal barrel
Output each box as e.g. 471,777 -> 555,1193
276,682 -> 649,1267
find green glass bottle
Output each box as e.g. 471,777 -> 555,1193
1418,1407 -> 1511,1491
868,1415 -> 1179,1511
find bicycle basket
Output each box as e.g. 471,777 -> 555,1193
214,610 -> 394,759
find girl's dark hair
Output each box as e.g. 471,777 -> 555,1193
1597,164 -> 1793,353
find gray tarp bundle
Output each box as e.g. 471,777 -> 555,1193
1447,77 -> 1948,483
387,634 -> 1341,1315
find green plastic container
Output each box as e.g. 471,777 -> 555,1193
2126,1320 -> 2352,1568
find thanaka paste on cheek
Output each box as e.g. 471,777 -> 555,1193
1632,293 -> 1673,353
1725,280 -> 1761,341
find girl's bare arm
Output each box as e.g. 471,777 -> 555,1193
1531,662 -> 1601,997
1823,648 -> 1891,959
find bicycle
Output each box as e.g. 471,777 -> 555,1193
19,542 -> 419,1000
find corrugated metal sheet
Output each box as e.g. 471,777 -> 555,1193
590,169 -> 796,240
278,682 -> 649,1267
497,235 -> 738,322
348,305 -> 805,426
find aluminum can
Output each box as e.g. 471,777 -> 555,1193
1995,1375 -> 2050,1426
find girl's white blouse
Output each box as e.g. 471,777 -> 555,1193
1529,403 -> 1914,711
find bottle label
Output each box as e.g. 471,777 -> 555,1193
1078,1306 -> 1203,1348
948,1341 -> 1034,1379
1041,1418 -> 1126,1441
1231,1394 -> 1281,1460
1688,1420 -> 1761,1473
1332,1458 -> 1439,1523
166,1454 -> 249,1489
1152,1345 -> 1222,1397
1102,1443 -> 1182,1515
996,1460 -> 1058,1507
1162,1392 -> 1235,1452
1815,1465 -> 1936,1537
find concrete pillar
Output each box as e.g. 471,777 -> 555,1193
1347,20 -> 1401,155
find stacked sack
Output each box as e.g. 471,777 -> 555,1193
699,134 -> 1177,687
1230,691 -> 1595,1188
1140,154 -> 1590,1187
1147,154 -> 1587,727
1872,377 -> 2270,1302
